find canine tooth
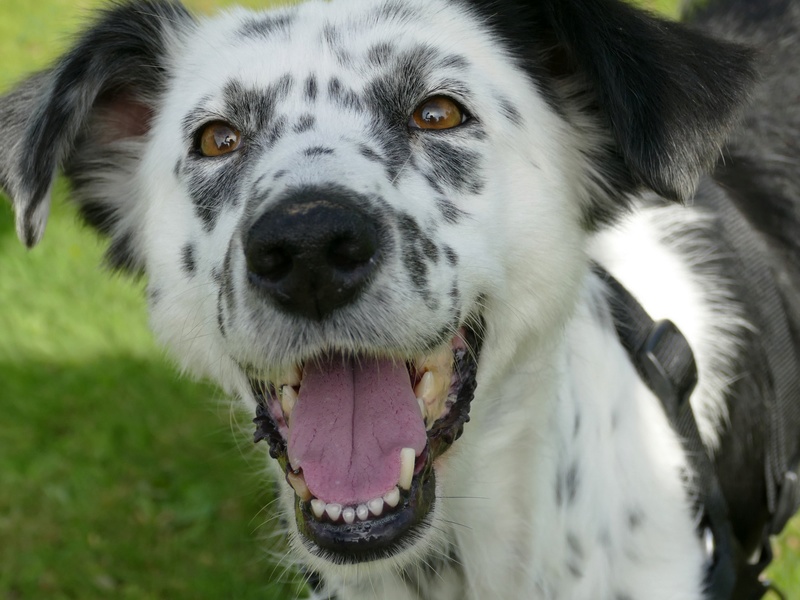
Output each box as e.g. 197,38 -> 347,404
399,447 -> 416,491
415,371 -> 437,403
311,499 -> 326,519
326,503 -> 343,522
383,486 -> 401,508
287,471 -> 312,502
417,397 -> 426,418
356,504 -> 370,521
343,507 -> 356,524
368,498 -> 384,517
281,386 -> 298,420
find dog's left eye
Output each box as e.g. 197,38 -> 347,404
409,96 -> 468,131
197,121 -> 242,157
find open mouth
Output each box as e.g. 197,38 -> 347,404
251,323 -> 482,562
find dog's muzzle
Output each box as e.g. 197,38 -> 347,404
243,186 -> 483,562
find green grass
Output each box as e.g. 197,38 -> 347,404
0,0 -> 798,598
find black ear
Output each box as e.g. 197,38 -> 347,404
0,0 -> 194,248
468,0 -> 758,208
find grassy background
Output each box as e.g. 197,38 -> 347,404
0,0 -> 797,598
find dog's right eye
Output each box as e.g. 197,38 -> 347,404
196,121 -> 242,157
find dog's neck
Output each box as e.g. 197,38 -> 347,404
437,274 -> 707,599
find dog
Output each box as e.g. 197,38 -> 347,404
2,0 -> 799,597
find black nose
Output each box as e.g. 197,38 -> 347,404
244,187 -> 382,320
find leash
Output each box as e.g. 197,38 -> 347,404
593,264 -> 785,599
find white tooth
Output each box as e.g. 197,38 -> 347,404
326,503 -> 343,522
342,507 -> 356,524
383,486 -> 401,508
356,504 -> 370,521
284,364 -> 302,387
311,499 -> 326,519
399,447 -> 416,491
415,371 -> 437,403
286,471 -> 312,502
281,385 -> 298,421
368,498 -> 384,517
417,397 -> 426,418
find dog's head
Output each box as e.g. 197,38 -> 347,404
1,0 -> 754,573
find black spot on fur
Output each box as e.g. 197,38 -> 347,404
303,146 -> 335,157
181,243 -> 197,276
265,115 -> 288,148
173,159 -> 183,178
328,77 -> 363,111
557,461 -> 580,506
397,213 -> 431,299
627,508 -> 645,531
565,462 -> 580,504
435,197 -> 466,224
211,266 -> 223,284
273,169 -> 288,181
373,0 -> 416,22
567,533 -> 584,558
444,246 -> 458,266
293,114 -> 316,133
358,144 -> 385,165
367,42 -> 396,67
147,287 -> 161,305
566,532 -> 585,578
419,138 -> 485,194
304,75 -> 318,102
239,14 -> 294,38
499,96 -> 523,125
567,561 -> 583,579
438,54 -> 470,71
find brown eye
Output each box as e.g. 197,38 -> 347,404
410,96 -> 467,130
198,121 -> 242,157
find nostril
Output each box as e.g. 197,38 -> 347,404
328,235 -> 377,272
247,244 -> 293,282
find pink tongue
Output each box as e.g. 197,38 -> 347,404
287,354 -> 427,505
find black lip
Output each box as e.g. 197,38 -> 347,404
252,321 -> 483,561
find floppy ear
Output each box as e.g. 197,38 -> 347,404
469,0 -> 757,214
0,0 -> 194,250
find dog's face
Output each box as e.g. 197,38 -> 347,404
144,0 -> 591,565
0,0 -> 754,576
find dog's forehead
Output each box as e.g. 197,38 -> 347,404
169,0 -> 499,107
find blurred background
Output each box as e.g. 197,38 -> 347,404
0,0 -> 796,598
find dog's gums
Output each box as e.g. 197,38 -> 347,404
252,325 -> 481,559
